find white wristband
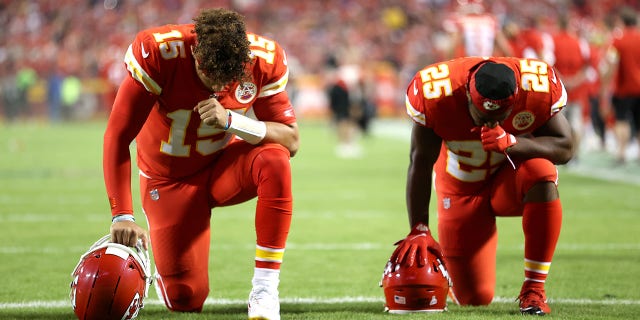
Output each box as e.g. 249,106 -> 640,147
112,214 -> 135,224
225,110 -> 267,144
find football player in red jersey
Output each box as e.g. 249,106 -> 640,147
552,16 -> 591,163
442,0 -> 513,59
392,57 -> 573,315
103,8 -> 298,320
601,6 -> 640,165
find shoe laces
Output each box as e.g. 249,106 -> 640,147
250,286 -> 278,304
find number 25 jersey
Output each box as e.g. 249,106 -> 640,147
405,57 -> 567,193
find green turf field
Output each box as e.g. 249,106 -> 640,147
1,119 -> 639,319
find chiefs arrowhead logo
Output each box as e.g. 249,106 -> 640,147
512,111 -> 535,130
235,82 -> 258,104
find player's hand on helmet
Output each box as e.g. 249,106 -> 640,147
110,220 -> 149,250
390,223 -> 444,267
480,125 -> 517,153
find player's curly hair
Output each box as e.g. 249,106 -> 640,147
192,8 -> 251,86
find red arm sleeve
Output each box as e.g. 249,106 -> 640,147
103,76 -> 156,217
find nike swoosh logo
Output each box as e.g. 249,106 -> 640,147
497,132 -> 506,139
413,80 -> 419,95
141,42 -> 150,59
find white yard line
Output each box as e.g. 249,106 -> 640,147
2,296 -> 639,309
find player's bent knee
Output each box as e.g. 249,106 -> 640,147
517,158 -> 558,192
252,145 -> 291,180
156,275 -> 209,312
254,145 -> 290,166
165,283 -> 208,312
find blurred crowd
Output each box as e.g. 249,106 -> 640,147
0,0 -> 638,132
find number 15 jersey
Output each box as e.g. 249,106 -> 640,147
120,24 -> 296,179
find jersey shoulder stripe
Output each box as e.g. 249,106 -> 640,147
405,94 -> 426,126
124,44 -> 162,95
258,68 -> 289,98
550,80 -> 567,115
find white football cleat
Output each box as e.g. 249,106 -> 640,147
248,285 -> 280,320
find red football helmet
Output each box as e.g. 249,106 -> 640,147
70,235 -> 152,320
380,252 -> 453,313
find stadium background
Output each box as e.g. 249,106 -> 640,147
1,0 -> 637,121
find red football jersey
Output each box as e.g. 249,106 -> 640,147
405,57 -> 567,194
553,32 -> 589,78
552,31 -> 590,100
120,24 -> 295,178
610,27 -> 640,96
104,24 -> 296,215
510,28 -> 545,59
445,13 -> 500,57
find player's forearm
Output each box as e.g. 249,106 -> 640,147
103,136 -> 135,217
406,124 -> 440,228
262,122 -> 300,157
220,109 -> 299,156
507,135 -> 573,165
406,161 -> 433,229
